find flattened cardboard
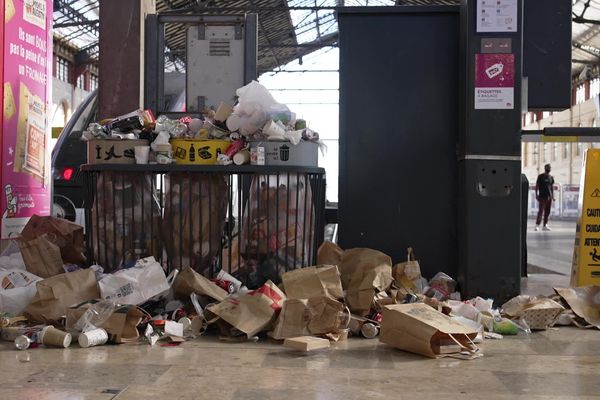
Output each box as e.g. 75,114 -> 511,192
283,336 -> 330,352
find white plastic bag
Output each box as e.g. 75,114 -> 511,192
0,269 -> 42,315
98,257 -> 170,305
0,240 -> 26,271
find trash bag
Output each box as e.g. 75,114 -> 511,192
239,173 -> 315,288
91,171 -> 162,272
163,173 -> 228,274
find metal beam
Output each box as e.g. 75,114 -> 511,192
54,19 -> 99,28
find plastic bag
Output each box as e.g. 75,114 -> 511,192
0,269 -> 41,315
71,299 -> 117,335
0,240 -> 26,271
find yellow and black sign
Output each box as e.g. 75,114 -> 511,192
572,149 -> 600,286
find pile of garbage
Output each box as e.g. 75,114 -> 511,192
1,219 -> 599,359
81,80 -> 323,166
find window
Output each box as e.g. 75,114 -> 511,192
543,143 -> 547,162
76,74 -> 85,90
552,143 -> 558,161
523,143 -> 528,167
591,78 -> 600,98
55,57 -> 71,82
563,143 -> 569,159
576,142 -> 582,156
542,111 -> 551,119
533,144 -> 539,165
89,74 -> 99,91
593,119 -> 597,128
576,84 -> 586,105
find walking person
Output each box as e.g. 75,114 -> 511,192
535,164 -> 555,231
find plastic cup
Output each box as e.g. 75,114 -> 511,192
233,149 -> 251,165
134,146 -> 150,164
262,120 -> 285,138
78,328 -> 108,348
40,326 -> 72,348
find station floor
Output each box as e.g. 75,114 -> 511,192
1,222 -> 597,400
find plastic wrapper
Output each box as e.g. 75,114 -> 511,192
0,240 -> 26,271
238,174 -> 314,288
70,299 -> 117,335
426,272 -> 456,300
162,173 -> 228,274
91,172 -> 162,272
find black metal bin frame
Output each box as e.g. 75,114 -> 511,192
81,164 -> 326,288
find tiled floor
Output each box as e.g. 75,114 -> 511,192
1,324 -> 598,400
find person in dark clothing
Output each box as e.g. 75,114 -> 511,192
535,164 -> 555,231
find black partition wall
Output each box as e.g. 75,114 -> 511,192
338,6 -> 460,279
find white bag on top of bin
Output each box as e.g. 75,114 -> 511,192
98,257 -> 170,305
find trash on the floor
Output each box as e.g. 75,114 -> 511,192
40,326 -> 72,348
20,215 -> 86,265
19,235 -> 64,279
163,320 -> 184,337
281,265 -> 344,300
501,295 -> 564,330
78,328 -> 109,348
0,269 -> 41,315
392,247 -> 424,294
98,256 -> 170,305
425,272 -> 457,301
66,302 -> 146,343
360,321 -> 380,339
283,336 -> 330,352
206,280 -> 286,338
0,240 -> 26,271
492,317 -> 521,335
554,286 -> 600,329
269,299 -> 310,340
172,267 -> 229,303
306,296 -> 349,335
317,241 -> 344,267
24,269 -> 100,324
380,303 -> 480,359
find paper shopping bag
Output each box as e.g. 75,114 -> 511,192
380,303 -> 480,359
317,241 -> 344,268
392,247 -> 422,294
269,299 -> 310,340
21,215 -> 86,264
306,296 -> 348,335
172,266 -> 228,302
19,235 -> 64,278
98,257 -> 169,305
206,280 -> 286,337
24,269 -> 100,324
345,252 -> 393,316
502,295 -> 564,330
282,265 -> 343,300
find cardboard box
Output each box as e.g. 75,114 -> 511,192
87,139 -> 149,164
283,336 -> 330,352
249,140 -> 318,167
170,139 -> 230,165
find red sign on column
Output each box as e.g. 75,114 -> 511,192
474,53 -> 515,110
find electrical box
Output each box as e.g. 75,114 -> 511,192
186,24 -> 245,112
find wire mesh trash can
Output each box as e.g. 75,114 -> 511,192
81,164 -> 326,288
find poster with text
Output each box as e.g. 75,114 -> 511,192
474,53 -> 514,110
1,0 -> 53,237
476,0 -> 518,33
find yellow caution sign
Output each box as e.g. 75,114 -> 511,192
572,149 -> 600,286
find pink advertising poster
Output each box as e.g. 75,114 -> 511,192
474,53 -> 515,110
1,0 -> 53,237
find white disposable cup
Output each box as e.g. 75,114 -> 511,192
78,328 -> 108,348
263,120 -> 285,138
233,149 -> 251,165
134,146 -> 150,164
226,114 -> 241,132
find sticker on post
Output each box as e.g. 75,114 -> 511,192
476,0 -> 518,33
474,54 -> 515,110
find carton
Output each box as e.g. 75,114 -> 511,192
249,140 -> 318,167
87,139 -> 149,164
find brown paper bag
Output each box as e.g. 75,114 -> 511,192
206,281 -> 286,337
21,215 -> 86,264
317,241 -> 344,268
65,302 -> 146,343
392,247 -> 422,294
24,269 -> 101,324
172,267 -> 228,302
19,235 -> 64,278
269,299 -> 310,340
282,265 -> 343,300
554,286 -> 600,329
346,262 -> 393,316
307,296 -> 348,335
380,303 -> 480,359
